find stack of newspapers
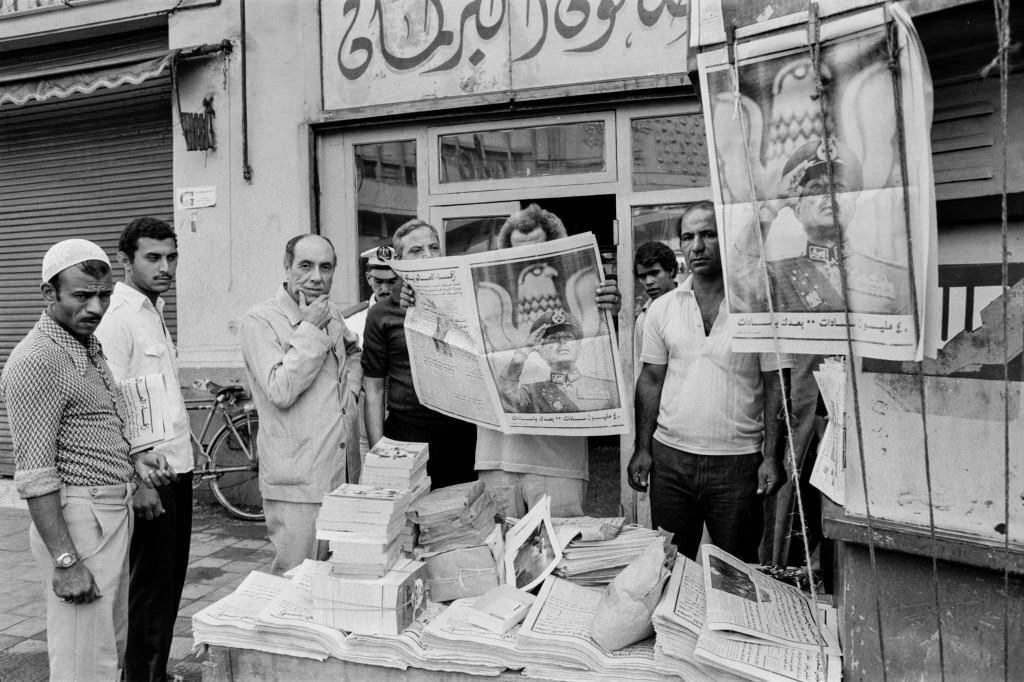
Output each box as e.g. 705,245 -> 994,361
555,524 -> 664,586
192,569 -> 351,662
360,437 -> 430,490
516,575 -> 672,682
308,556 -> 427,636
654,547 -> 842,682
317,483 -> 424,577
407,480 -> 497,554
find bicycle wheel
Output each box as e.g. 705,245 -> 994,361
207,413 -> 264,521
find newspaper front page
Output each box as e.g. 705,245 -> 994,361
701,545 -> 840,655
390,233 -> 629,436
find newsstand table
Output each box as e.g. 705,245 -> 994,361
202,645 -> 557,681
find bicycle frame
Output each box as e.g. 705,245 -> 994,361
186,397 -> 257,476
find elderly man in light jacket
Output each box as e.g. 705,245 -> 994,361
241,234 -> 362,574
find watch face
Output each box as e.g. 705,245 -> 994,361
56,553 -> 76,568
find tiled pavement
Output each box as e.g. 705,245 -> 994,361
0,496 -> 273,681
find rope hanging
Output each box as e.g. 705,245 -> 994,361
991,1 -> 1012,680
803,3 -> 890,676
883,8 -> 946,678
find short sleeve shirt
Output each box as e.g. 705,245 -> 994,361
641,281 -> 791,455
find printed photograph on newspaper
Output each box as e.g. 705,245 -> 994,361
392,233 -> 630,436
697,6 -> 936,360
470,234 -> 628,435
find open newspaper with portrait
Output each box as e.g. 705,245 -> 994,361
118,373 -> 171,455
696,3 -> 939,360
697,545 -> 842,682
389,232 -> 630,437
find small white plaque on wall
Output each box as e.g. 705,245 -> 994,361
177,186 -> 217,209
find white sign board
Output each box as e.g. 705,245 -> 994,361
177,186 -> 217,210
321,0 -> 690,111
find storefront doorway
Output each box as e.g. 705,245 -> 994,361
316,102 -> 713,517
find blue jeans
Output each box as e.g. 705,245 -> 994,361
649,440 -> 763,562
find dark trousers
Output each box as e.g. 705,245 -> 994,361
124,473 -> 193,682
384,411 -> 477,489
649,440 -> 763,562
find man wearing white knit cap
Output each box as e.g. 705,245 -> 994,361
1,238 -> 174,680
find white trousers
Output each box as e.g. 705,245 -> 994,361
29,483 -> 133,682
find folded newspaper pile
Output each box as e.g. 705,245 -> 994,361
317,482 -> 427,576
360,437 -> 430,490
407,480 -> 497,554
555,524 -> 663,586
191,570 -> 348,662
418,597 -> 525,671
654,546 -> 842,682
516,575 -> 676,682
309,557 -> 427,635
653,557 -> 746,682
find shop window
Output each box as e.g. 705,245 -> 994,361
631,114 -> 709,191
631,203 -> 692,310
355,140 -> 417,298
438,121 -> 607,184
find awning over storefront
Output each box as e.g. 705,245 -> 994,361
0,52 -> 172,106
0,40 -> 231,108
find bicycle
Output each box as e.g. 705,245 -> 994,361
186,379 -> 263,521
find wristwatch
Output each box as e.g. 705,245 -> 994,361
54,551 -> 78,569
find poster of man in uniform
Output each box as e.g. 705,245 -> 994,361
696,5 -> 937,360
391,233 -> 629,436
471,245 -> 620,416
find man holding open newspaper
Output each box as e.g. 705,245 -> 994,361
1,239 -> 174,681
95,217 -> 193,682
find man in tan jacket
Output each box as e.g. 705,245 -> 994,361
241,234 -> 362,573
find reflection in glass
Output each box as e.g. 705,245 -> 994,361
439,122 -> 606,183
444,215 -> 509,256
631,115 -> 709,191
355,140 -> 417,300
631,203 -> 690,311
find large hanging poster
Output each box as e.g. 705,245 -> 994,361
697,6 -> 937,360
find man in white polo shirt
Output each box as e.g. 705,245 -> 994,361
628,201 -> 790,562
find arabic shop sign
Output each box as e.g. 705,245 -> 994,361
321,0 -> 690,111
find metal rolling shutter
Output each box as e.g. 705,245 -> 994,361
0,39 -> 173,475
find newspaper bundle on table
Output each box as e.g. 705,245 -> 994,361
360,437 -> 430,490
517,575 -> 676,682
119,374 -> 172,455
555,524 -> 663,586
191,570 -> 339,661
389,233 -> 630,436
697,545 -> 841,682
317,483 -> 426,577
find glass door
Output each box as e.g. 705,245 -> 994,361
428,202 -> 521,256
